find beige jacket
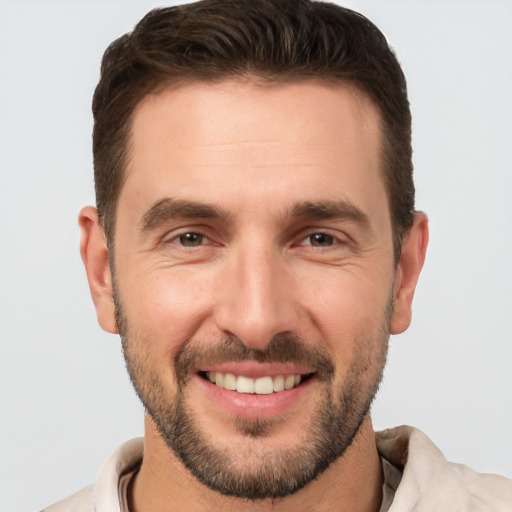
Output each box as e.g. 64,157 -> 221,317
42,426 -> 512,512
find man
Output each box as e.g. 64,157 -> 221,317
43,0 -> 511,511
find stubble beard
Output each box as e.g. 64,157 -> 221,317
116,293 -> 391,501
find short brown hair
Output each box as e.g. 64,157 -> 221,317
93,0 -> 414,260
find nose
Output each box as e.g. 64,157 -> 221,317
213,241 -> 299,351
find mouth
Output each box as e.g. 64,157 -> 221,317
193,363 -> 318,419
198,370 -> 315,395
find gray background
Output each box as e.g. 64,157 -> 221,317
1,1 -> 511,510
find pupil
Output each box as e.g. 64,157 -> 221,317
180,233 -> 202,246
311,233 -> 333,246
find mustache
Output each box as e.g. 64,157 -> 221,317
174,334 -> 336,386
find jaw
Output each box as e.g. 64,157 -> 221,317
137,409 -> 382,512
130,334 -> 388,508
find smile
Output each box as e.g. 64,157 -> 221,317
202,371 -> 311,395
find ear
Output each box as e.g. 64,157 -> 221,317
79,206 -> 118,334
390,212 -> 429,335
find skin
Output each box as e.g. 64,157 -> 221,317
80,80 -> 428,511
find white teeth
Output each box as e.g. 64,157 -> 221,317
223,372 -> 237,391
206,372 -> 304,394
236,375 -> 255,394
254,376 -> 274,395
273,375 -> 285,392
284,375 -> 296,390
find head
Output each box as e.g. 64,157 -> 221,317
81,0 -> 428,503
92,0 -> 414,262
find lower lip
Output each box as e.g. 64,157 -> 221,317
194,374 -> 316,419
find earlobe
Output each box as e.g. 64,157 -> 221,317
79,206 -> 118,334
390,212 -> 429,335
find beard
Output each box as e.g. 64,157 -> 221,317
116,293 -> 391,501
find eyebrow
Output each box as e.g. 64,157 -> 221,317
140,197 -> 371,232
290,200 -> 371,229
140,198 -> 231,232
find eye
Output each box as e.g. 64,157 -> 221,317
175,232 -> 207,247
302,233 -> 335,247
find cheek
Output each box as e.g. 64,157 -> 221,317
298,267 -> 393,349
312,281 -> 390,393
119,268 -> 216,355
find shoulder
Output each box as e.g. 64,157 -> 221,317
376,425 -> 512,512
39,438 -> 144,512
40,484 -> 94,512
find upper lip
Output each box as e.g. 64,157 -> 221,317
196,362 -> 313,379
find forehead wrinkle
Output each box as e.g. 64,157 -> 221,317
140,197 -> 232,232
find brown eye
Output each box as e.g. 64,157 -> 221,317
308,233 -> 334,247
178,233 -> 205,246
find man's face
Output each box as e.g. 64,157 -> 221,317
110,80 -> 398,499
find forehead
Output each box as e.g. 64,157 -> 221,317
121,79 -> 386,224
129,79 -> 381,162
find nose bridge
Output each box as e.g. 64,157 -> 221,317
215,235 -> 296,350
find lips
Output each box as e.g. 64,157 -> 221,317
191,359 -> 318,419
175,336 -> 332,417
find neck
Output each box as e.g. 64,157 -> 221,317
130,414 -> 383,512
